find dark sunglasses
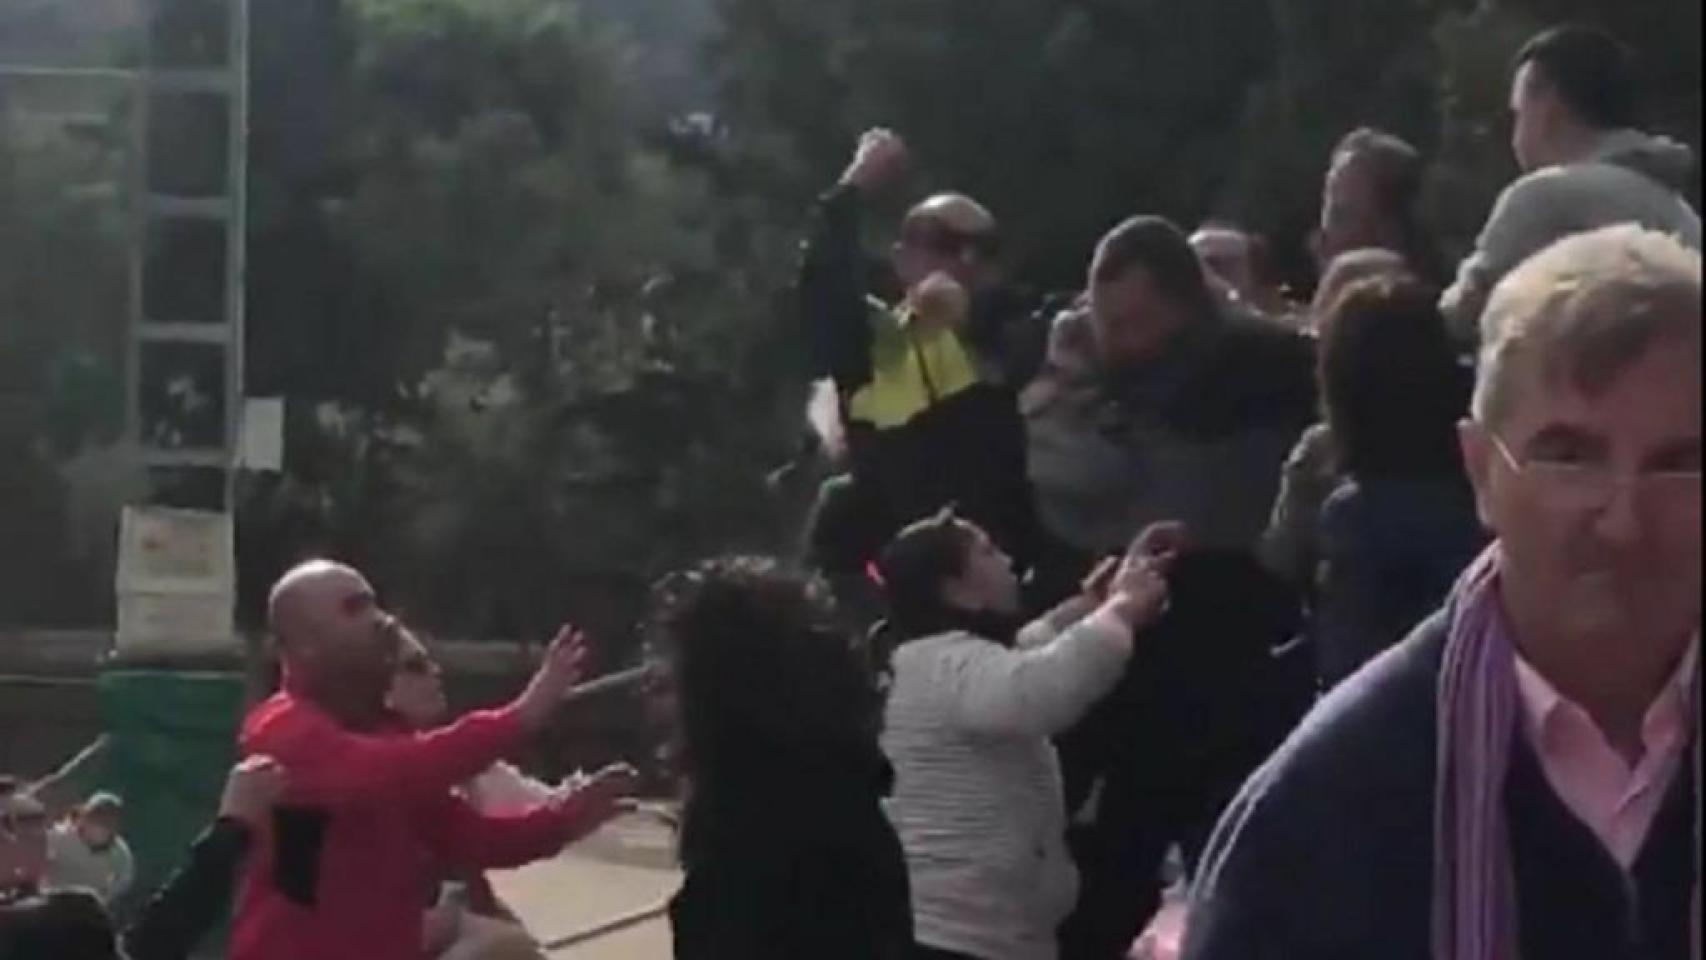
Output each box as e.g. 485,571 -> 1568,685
903,225 -> 1002,260
396,654 -> 436,676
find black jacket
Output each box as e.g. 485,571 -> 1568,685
122,818 -> 251,960
798,183 -> 1051,566
1057,552 -> 1312,960
0,818 -> 249,960
670,743 -> 913,960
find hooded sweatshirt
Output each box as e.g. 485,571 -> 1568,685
1442,129 -> 1702,342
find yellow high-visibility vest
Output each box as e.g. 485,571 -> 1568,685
846,300 -> 980,431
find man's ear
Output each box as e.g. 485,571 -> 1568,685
1459,419 -> 1497,531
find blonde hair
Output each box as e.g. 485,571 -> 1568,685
1473,225 -> 1702,425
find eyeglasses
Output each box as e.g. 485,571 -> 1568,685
1486,430 -> 1702,512
396,654 -> 436,676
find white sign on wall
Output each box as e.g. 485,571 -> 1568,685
115,507 -> 236,652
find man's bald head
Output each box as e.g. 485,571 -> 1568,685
894,193 -> 1002,292
903,193 -> 997,236
268,560 -> 372,649
267,560 -> 401,713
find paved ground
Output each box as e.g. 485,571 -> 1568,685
492,811 -> 679,959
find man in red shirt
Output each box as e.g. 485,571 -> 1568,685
232,559 -> 634,960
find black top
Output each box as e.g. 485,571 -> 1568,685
796,183 -> 1050,567
670,742 -> 913,960
0,818 -> 250,960
122,817 -> 253,960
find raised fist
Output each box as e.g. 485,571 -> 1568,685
842,128 -> 909,192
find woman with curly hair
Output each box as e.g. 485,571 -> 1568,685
657,556 -> 913,960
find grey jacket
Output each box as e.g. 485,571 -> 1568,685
1023,305 -> 1316,555
1442,129 -> 1702,342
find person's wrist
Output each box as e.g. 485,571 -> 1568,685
514,694 -> 549,732
840,168 -> 876,191
1099,594 -> 1149,632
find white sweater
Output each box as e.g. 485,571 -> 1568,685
881,609 -> 1133,960
45,825 -> 134,905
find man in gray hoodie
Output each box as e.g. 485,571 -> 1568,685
1442,24 -> 1701,342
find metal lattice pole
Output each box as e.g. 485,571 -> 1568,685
2,0 -> 251,512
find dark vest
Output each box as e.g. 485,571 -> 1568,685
1509,732 -> 1697,959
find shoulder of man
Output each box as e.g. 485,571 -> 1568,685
1188,616 -> 1446,948
238,690 -> 346,758
1174,308 -> 1316,430
1232,613 -> 1446,819
1481,166 -> 1590,238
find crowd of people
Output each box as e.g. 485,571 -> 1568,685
2,20 -> 1701,960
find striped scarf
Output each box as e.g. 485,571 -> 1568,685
1432,545 -> 1701,960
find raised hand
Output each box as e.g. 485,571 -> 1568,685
219,755 -> 289,830
1102,521 -> 1187,630
557,763 -> 641,830
516,626 -> 592,731
1128,520 -> 1188,568
841,128 -> 909,192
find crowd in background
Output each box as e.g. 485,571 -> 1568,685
3,20 -> 1702,960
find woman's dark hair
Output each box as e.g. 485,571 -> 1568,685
1515,24 -> 1638,130
1332,129 -> 1424,222
1319,276 -> 1471,479
873,508 -> 978,641
1330,128 -> 1446,284
653,557 -> 877,787
0,890 -> 118,960
1091,216 -> 1219,325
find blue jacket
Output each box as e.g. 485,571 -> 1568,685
1185,614 -> 1698,960
1312,476 -> 1484,688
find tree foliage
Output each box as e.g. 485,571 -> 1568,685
2,0 -> 1701,637
236,0 -> 805,641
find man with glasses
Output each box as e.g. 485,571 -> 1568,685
1184,224 -> 1700,959
798,128 -> 1054,598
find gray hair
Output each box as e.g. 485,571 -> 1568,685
1473,225 -> 1702,425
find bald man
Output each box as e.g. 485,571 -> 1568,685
799,128 -> 1055,596
230,560 -> 634,960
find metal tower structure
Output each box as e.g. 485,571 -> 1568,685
1,0 -> 252,511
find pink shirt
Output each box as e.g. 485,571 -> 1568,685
1514,640 -> 1699,870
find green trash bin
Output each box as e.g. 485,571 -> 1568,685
97,669 -> 246,942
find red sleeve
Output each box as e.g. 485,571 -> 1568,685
241,696 -> 525,808
416,789 -> 611,872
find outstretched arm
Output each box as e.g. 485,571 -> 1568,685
419,765 -> 637,872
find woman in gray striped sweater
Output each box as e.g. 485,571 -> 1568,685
876,510 -> 1180,960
